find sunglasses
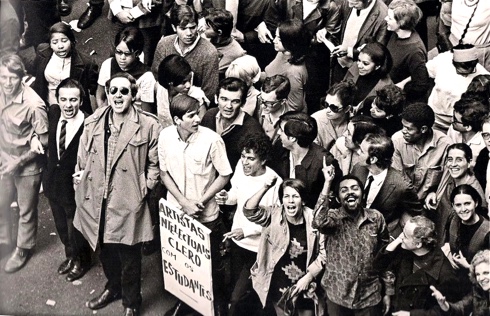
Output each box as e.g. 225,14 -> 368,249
322,100 -> 344,113
109,86 -> 130,96
257,95 -> 283,108
115,49 -> 135,57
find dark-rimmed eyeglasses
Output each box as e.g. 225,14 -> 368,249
257,95 -> 283,108
109,86 -> 130,96
452,116 -> 464,125
322,100 -> 344,113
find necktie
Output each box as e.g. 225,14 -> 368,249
356,9 -> 361,16
363,175 -> 374,206
59,120 -> 67,158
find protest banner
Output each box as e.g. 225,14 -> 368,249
159,198 -> 214,316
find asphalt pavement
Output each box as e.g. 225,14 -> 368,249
0,1 -> 177,315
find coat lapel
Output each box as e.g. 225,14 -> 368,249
109,110 -> 140,171
357,1 -> 379,45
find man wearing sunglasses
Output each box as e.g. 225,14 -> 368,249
73,72 -> 161,316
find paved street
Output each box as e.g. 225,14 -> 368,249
0,1 -> 178,315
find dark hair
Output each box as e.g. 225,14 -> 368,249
262,75 -> 291,100
450,184 -> 482,207
359,42 -> 393,78
364,133 -> 394,169
446,142 -> 473,163
409,215 -> 438,249
218,77 -> 248,105
326,79 -> 357,107
335,175 -> 364,197
158,54 -> 192,89
105,72 -> 138,97
114,26 -> 145,54
279,111 -> 318,148
169,94 -> 200,121
205,8 -> 233,38
375,84 -> 405,116
453,98 -> 488,132
462,75 -> 490,106
170,5 -> 198,28
239,133 -> 272,162
401,103 -> 435,129
0,54 -> 26,78
49,22 -> 76,46
350,115 -> 383,146
277,19 -> 311,65
388,0 -> 422,30
56,78 -> 85,101
279,178 -> 307,204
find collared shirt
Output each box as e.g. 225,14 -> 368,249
158,125 -> 232,223
392,130 -> 452,200
215,109 -> 246,136
261,106 -> 286,142
0,84 -> 48,176
314,206 -> 389,309
447,125 -> 485,168
173,35 -> 200,57
56,111 -> 84,159
365,168 -> 388,208
103,109 -> 125,199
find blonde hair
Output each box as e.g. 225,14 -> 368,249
225,55 -> 261,87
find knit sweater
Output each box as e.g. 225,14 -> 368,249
151,35 -> 219,101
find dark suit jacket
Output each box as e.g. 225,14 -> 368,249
43,104 -> 85,206
32,44 -> 97,115
351,164 -> 422,233
374,246 -> 466,315
270,142 -> 342,209
474,147 -> 488,191
338,0 -> 390,48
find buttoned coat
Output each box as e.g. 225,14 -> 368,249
73,105 -> 161,250
244,205 -> 324,311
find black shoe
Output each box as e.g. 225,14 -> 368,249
58,258 -> 73,275
86,289 -> 122,310
66,261 -> 89,282
123,307 -> 140,316
77,5 -> 103,29
58,0 -> 72,16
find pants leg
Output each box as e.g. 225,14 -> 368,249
0,176 -> 16,246
21,0 -> 60,48
49,199 -> 73,258
14,174 -> 41,249
99,243 -> 142,309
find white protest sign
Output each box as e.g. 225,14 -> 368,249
159,198 -> 214,316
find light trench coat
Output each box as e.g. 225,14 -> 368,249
73,105 -> 161,250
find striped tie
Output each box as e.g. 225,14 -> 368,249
59,120 -> 67,158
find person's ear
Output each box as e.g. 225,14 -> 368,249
375,65 -> 380,70
415,241 -> 423,249
217,29 -> 223,36
173,116 -> 181,125
463,124 -> 472,132
369,156 -> 378,165
420,125 -> 429,134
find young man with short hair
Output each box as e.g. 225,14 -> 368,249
391,103 -> 452,200
201,77 -> 263,172
158,94 -> 232,316
152,5 -> 219,101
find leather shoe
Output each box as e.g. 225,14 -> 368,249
66,261 -> 89,282
4,247 -> 30,273
58,258 -> 73,274
58,0 -> 72,16
123,307 -> 140,316
87,289 -> 122,310
77,5 -> 103,30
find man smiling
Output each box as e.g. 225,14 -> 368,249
313,174 -> 389,315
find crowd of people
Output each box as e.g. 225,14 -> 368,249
0,0 -> 489,315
